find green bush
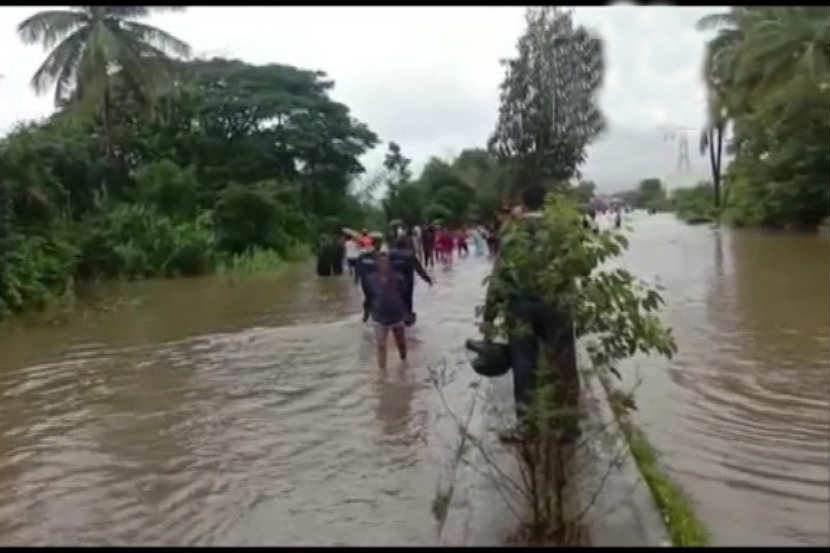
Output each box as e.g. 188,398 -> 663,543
134,159 -> 199,219
213,181 -> 308,255
0,118 -> 108,226
217,246 -> 284,281
163,211 -> 216,277
424,202 -> 452,225
671,182 -> 719,224
77,203 -> 215,280
1,234 -> 79,312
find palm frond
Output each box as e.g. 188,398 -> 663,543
120,20 -> 191,58
30,27 -> 89,97
17,9 -> 89,48
102,6 -> 151,18
696,11 -> 736,32
52,30 -> 90,106
105,6 -> 185,18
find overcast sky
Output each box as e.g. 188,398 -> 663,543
0,5 -> 724,192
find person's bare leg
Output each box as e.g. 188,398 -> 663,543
392,326 -> 407,362
376,328 -> 388,370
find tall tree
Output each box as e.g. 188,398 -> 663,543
488,7 -> 605,194
697,7 -> 830,228
381,142 -> 421,225
383,141 -> 412,187
451,148 -> 510,225
17,6 -> 191,161
124,58 -> 378,215
571,179 -> 596,206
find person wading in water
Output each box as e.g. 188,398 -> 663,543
389,236 -> 433,326
366,252 -> 408,369
356,240 -> 378,322
345,233 -> 360,283
422,225 -> 436,268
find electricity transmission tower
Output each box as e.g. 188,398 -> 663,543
658,125 -> 696,173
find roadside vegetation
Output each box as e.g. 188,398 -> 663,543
612,7 -> 829,230
0,6 -> 591,321
428,7 -> 684,546
600,373 -> 710,546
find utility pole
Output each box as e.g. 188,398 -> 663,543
658,124 -> 695,174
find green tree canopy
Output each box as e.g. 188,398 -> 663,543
17,6 -> 191,108
488,7 -> 605,191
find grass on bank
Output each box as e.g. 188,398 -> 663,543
216,243 -> 310,282
600,374 -> 711,547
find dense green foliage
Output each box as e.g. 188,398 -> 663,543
670,181 -> 718,224
472,7 -> 681,540
697,7 -> 830,229
614,178 -> 669,212
488,7 -> 605,189
478,192 -> 677,540
482,194 -> 677,365
1,6 -> 382,318
379,143 -> 598,229
379,144 -> 512,228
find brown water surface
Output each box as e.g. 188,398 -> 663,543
0,258 -> 491,545
615,212 -> 829,546
0,214 -> 827,545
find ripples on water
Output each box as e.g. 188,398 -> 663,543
616,213 -> 829,546
1,217 -> 827,546
0,258 -> 492,545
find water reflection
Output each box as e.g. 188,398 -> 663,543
620,213 -> 829,546
0,257 -> 491,545
713,228 -> 724,277
375,368 -> 417,438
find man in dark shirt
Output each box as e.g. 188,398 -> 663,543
366,252 -> 408,369
421,225 -> 436,267
389,236 -> 433,325
482,184 -> 579,439
356,243 -> 378,322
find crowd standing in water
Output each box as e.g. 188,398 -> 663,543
317,222 -> 499,368
317,203 -> 629,370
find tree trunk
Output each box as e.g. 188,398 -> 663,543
101,76 -> 112,204
708,127 -> 721,208
103,76 -> 113,161
714,122 -> 724,207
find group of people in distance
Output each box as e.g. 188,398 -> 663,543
582,206 -> 624,233
419,224 -> 490,266
330,223 -> 496,369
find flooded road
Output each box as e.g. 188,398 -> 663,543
0,258 -> 491,545
616,212 -> 829,546
0,213 -> 827,546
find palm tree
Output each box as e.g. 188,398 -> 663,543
17,6 -> 191,159
699,8 -> 829,120
697,8 -> 779,207
698,7 -> 830,208
733,8 -> 829,106
698,10 -> 738,208
699,107 -> 726,208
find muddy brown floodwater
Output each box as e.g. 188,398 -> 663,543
614,212 -> 829,546
0,256 -> 492,545
0,213 -> 827,546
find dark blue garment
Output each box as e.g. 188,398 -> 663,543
366,273 -> 407,326
506,299 -> 578,420
357,252 -> 378,320
388,248 -> 431,314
